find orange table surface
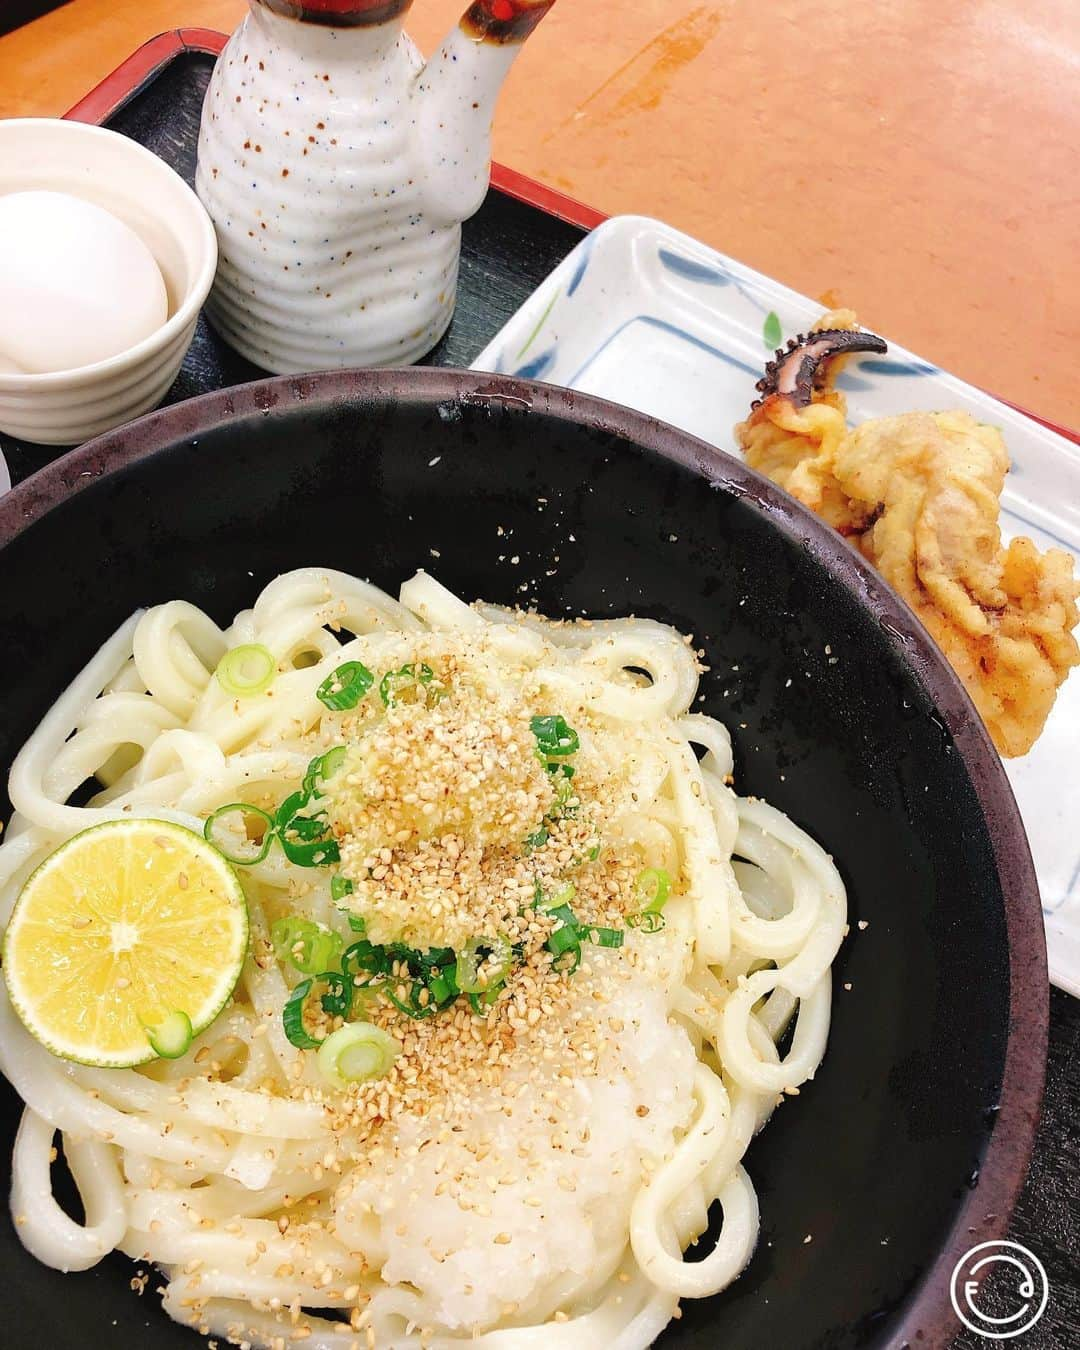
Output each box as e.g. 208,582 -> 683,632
1,0 -> 1077,431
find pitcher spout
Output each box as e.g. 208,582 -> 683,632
411,0 -> 558,227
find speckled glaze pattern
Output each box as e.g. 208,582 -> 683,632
195,1 -> 549,372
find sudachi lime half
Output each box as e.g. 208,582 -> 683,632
2,818 -> 248,1067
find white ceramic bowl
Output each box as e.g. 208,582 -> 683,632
0,119 -> 217,445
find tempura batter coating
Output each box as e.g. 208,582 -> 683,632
736,313 -> 1080,756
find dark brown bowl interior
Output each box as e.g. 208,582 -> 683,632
0,369 -> 1047,1349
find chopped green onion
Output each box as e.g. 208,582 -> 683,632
275,792 -> 340,868
417,949 -> 460,1012
317,1022 -> 400,1087
204,802 -> 275,865
468,987 -> 502,1016
551,773 -> 577,815
454,939 -> 484,994
345,912 -> 366,933
206,791 -> 340,871
317,661 -> 374,712
316,970 -> 352,1018
454,935 -> 512,994
423,946 -> 457,969
331,874 -> 355,902
536,882 -> 624,964
282,979 -> 323,1049
530,714 -> 579,758
627,867 -> 671,931
271,917 -> 343,975
631,911 -> 666,934
341,939 -> 386,981
636,868 -> 671,908
348,983 -> 386,1017
321,744 -> 347,778
339,940 -> 461,1020
542,882 -> 583,969
389,946 -> 459,1019
484,935 -> 513,987
303,745 -> 347,798
544,883 -> 577,911
145,1010 -> 193,1060
378,662 -> 437,707
524,826 -> 549,853
274,791 -> 309,830
549,943 -> 581,974
585,926 -> 624,949
283,814 -> 333,843
546,920 -> 581,959
281,837 -> 340,867
523,718 -> 580,853
216,644 -> 277,697
280,969 -> 355,1051
381,983 -> 434,1020
427,966 -> 458,1006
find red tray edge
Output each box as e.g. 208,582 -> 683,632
63,30 -> 1080,449
64,29 -> 224,126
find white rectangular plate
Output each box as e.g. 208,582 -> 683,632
472,214 -> 1080,996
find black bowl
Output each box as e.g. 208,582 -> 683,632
0,370 -> 1047,1349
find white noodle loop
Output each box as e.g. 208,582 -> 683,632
0,569 -> 846,1348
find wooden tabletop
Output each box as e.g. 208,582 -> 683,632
0,0 -> 1077,430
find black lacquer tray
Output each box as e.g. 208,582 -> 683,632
0,32 -> 1076,1350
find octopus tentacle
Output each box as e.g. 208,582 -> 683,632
752,329 -> 888,409
736,310 -> 1080,758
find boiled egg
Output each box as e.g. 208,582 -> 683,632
0,190 -> 169,375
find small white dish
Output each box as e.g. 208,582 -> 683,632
473,214 -> 1080,996
0,119 -> 217,446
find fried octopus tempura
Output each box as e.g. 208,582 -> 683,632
735,310 -> 1080,757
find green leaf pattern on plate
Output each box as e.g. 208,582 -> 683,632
763,311 -> 783,350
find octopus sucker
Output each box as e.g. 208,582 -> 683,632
735,310 -> 1080,758
753,327 -> 888,409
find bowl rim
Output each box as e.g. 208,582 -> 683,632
0,118 -> 218,390
0,366 -> 1049,1347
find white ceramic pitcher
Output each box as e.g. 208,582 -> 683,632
195,0 -> 556,373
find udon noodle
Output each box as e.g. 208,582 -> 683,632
0,569 -> 846,1348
